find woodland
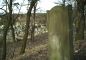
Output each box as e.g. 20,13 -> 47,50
0,0 -> 86,60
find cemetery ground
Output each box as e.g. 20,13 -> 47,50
4,32 -> 86,60
6,33 -> 48,60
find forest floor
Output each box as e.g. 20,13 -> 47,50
6,33 -> 86,60
6,33 -> 48,60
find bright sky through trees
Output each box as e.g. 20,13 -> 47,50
15,0 -> 59,13
0,0 -> 63,13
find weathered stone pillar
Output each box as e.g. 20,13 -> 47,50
47,5 -> 73,60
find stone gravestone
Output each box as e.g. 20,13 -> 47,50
47,5 -> 73,60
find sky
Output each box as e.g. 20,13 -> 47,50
0,0 -> 64,13
14,0 -> 60,13
37,0 -> 59,12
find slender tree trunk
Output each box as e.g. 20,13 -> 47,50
20,0 -> 38,54
10,16 -> 16,42
31,3 -> 37,41
62,0 -> 65,6
11,23 -> 16,42
8,0 -> 15,42
75,2 -> 85,40
68,5 -> 74,60
2,0 -> 12,60
79,6 -> 85,40
2,24 -> 9,60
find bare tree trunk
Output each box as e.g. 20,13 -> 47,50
2,24 -> 9,60
11,23 -> 16,42
2,0 -> 12,59
75,1 -> 85,40
31,3 -> 37,41
62,0 -> 65,6
68,5 -> 74,60
8,0 -> 15,42
78,6 -> 85,40
20,0 -> 38,54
